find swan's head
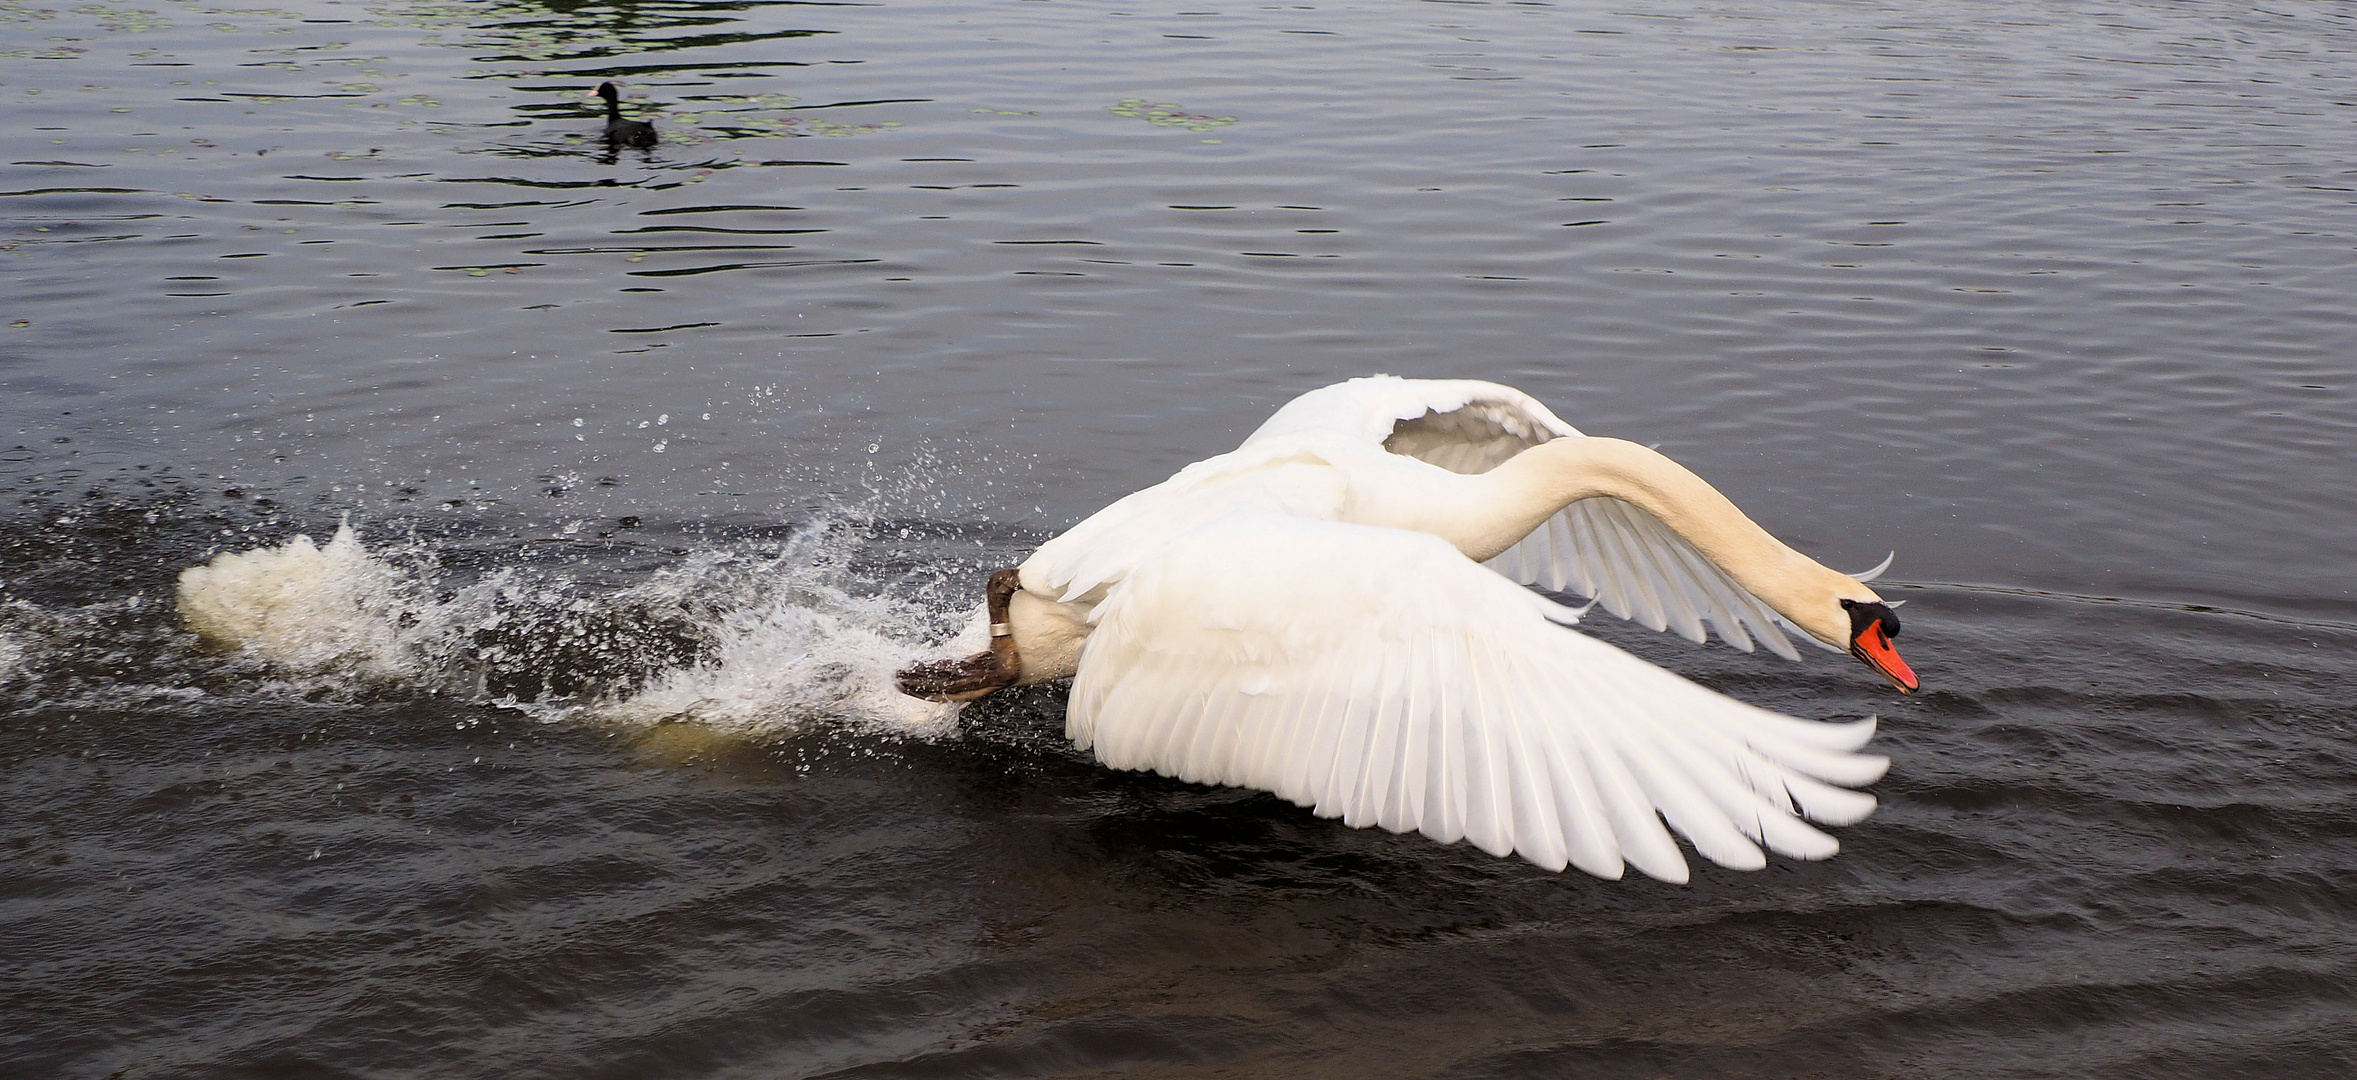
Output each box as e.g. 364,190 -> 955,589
1834,595 -> 1916,694
1745,554 -> 1917,694
1770,554 -> 1916,694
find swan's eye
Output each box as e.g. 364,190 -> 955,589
1842,599 -> 1900,641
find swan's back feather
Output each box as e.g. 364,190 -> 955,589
1022,448 -> 1348,604
1068,512 -> 1887,880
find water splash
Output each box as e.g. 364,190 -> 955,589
171,519 -> 971,739
570,581 -> 963,738
176,522 -> 430,680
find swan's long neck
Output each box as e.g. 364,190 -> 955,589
1457,437 -> 1873,646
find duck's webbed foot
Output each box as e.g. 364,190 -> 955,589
896,568 -> 1024,702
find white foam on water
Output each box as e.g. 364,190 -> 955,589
510,530 -> 971,739
171,519 -> 976,740
573,583 -> 964,740
175,522 -> 433,679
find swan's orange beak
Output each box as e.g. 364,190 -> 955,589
1842,599 -> 1917,694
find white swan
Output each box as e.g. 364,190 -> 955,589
898,376 -> 1917,881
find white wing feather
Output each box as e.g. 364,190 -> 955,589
1495,497 -> 1812,659
1235,375 -> 1823,657
1067,512 -> 1886,880
1242,375 -> 1582,449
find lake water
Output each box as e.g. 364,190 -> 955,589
5,0 -> 2355,1075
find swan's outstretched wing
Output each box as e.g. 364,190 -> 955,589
1237,375 -> 1818,657
1068,512 -> 1886,881
1385,402 -> 1819,657
1487,497 -> 1818,659
1242,374 -> 1582,450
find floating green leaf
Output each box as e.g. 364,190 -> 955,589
1108,97 -> 1237,133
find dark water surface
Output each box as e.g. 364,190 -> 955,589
5,0 -> 2355,1076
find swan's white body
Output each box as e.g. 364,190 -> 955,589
985,376 -> 1905,882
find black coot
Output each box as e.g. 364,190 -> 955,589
596,82 -> 657,148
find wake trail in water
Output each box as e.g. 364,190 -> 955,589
171,520 -> 973,739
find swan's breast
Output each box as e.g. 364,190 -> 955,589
1008,589 -> 1093,684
